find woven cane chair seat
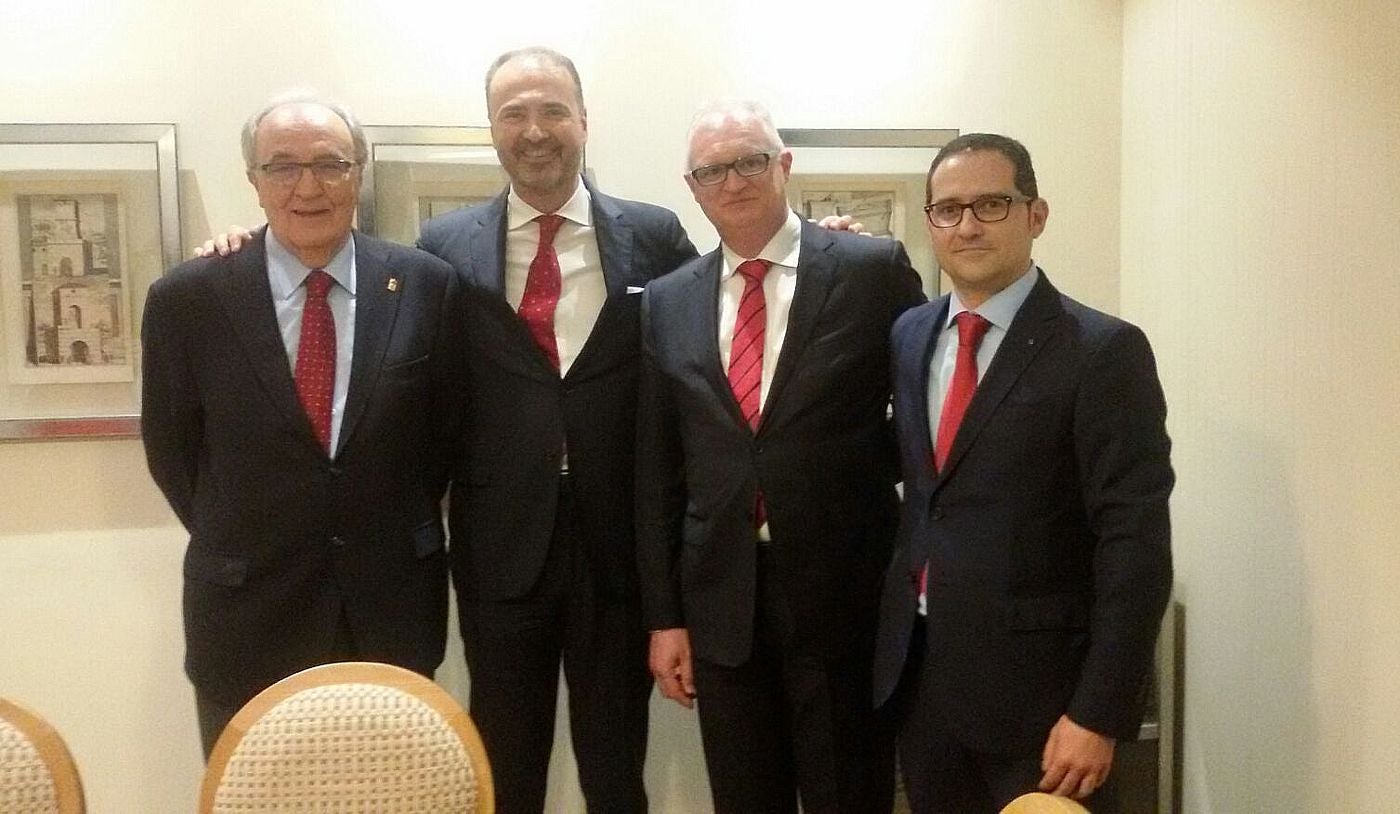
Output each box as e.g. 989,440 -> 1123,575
0,698 -> 85,814
201,662 -> 492,813
1001,791 -> 1091,813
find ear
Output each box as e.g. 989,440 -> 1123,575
1027,197 -> 1049,239
684,172 -> 699,200
778,148 -> 793,179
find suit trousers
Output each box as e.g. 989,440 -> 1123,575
895,616 -> 1122,814
692,545 -> 896,814
458,474 -> 651,814
194,604 -> 357,758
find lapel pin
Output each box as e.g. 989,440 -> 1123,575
386,277 -> 399,292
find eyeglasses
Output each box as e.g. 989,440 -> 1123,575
923,195 -> 1031,228
255,159 -> 359,187
689,152 -> 776,187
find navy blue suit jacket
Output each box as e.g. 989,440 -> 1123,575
417,180 -> 697,603
873,270 -> 1173,752
636,223 -> 924,665
142,229 -> 464,705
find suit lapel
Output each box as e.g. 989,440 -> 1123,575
687,250 -> 748,428
471,189 -> 561,382
212,229 -> 322,452
337,233 -> 401,456
759,220 -> 838,432
935,273 -> 1061,484
913,296 -> 952,471
566,186 -> 632,378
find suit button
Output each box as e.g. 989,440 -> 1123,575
930,508 -> 944,521
328,466 -> 343,478
330,536 -> 346,547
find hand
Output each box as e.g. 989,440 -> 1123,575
648,627 -> 696,709
191,225 -> 254,258
814,214 -> 870,235
1039,715 -> 1115,799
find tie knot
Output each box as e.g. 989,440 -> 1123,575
737,259 -> 770,285
956,311 -> 992,349
305,269 -> 333,299
535,213 -> 565,246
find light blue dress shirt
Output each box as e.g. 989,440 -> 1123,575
265,230 -> 356,456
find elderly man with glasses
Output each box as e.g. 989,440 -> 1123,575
141,93 -> 466,757
635,99 -> 924,813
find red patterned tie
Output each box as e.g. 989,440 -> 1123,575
519,213 -> 564,370
921,311 -> 992,601
294,269 -> 336,453
728,259 -> 770,429
728,259 -> 770,531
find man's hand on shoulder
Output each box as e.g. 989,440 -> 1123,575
1039,714 -> 1115,800
648,627 -> 696,709
191,225 -> 255,258
813,214 -> 873,236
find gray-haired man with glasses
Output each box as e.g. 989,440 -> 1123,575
636,99 -> 924,813
142,93 -> 466,757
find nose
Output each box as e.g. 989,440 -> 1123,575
720,165 -> 749,192
290,166 -> 323,197
954,206 -> 985,237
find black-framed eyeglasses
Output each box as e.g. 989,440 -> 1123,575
689,152 -> 776,187
923,195 -> 1032,228
255,159 -> 359,187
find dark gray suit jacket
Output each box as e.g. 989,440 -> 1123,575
636,222 -> 925,665
873,270 -> 1173,752
417,180 -> 697,603
142,228 -> 464,705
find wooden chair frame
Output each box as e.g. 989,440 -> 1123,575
0,697 -> 85,814
199,661 -> 493,813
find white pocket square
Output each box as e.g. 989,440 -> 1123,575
626,285 -> 646,294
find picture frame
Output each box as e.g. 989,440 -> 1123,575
779,128 -> 958,297
0,123 -> 180,441
357,125 -> 505,245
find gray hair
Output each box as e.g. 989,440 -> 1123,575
241,90 -> 368,169
484,46 -> 586,113
685,99 -> 784,167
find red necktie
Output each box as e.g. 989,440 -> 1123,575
728,259 -> 771,531
933,312 -> 992,471
920,311 -> 991,600
294,269 -> 336,453
519,213 -> 564,370
728,259 -> 770,429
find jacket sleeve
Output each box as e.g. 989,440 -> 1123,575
140,278 -> 202,530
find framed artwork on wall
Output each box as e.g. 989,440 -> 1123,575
0,123 -> 180,441
780,128 -> 957,297
357,125 -> 505,246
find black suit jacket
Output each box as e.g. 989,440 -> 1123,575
636,222 -> 925,666
417,181 -> 697,602
872,270 -> 1174,753
141,229 -> 464,706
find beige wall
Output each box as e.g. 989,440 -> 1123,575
15,1 -> 1397,812
1122,0 -> 1400,811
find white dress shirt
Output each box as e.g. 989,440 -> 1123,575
266,230 -> 356,456
717,210 -> 803,412
504,180 -> 604,377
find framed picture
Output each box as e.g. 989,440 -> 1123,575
358,125 -> 505,245
780,128 -> 957,296
0,123 -> 180,441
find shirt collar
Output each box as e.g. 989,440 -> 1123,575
506,177 -> 592,231
265,229 -> 356,301
944,261 -> 1039,333
720,210 -> 803,279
